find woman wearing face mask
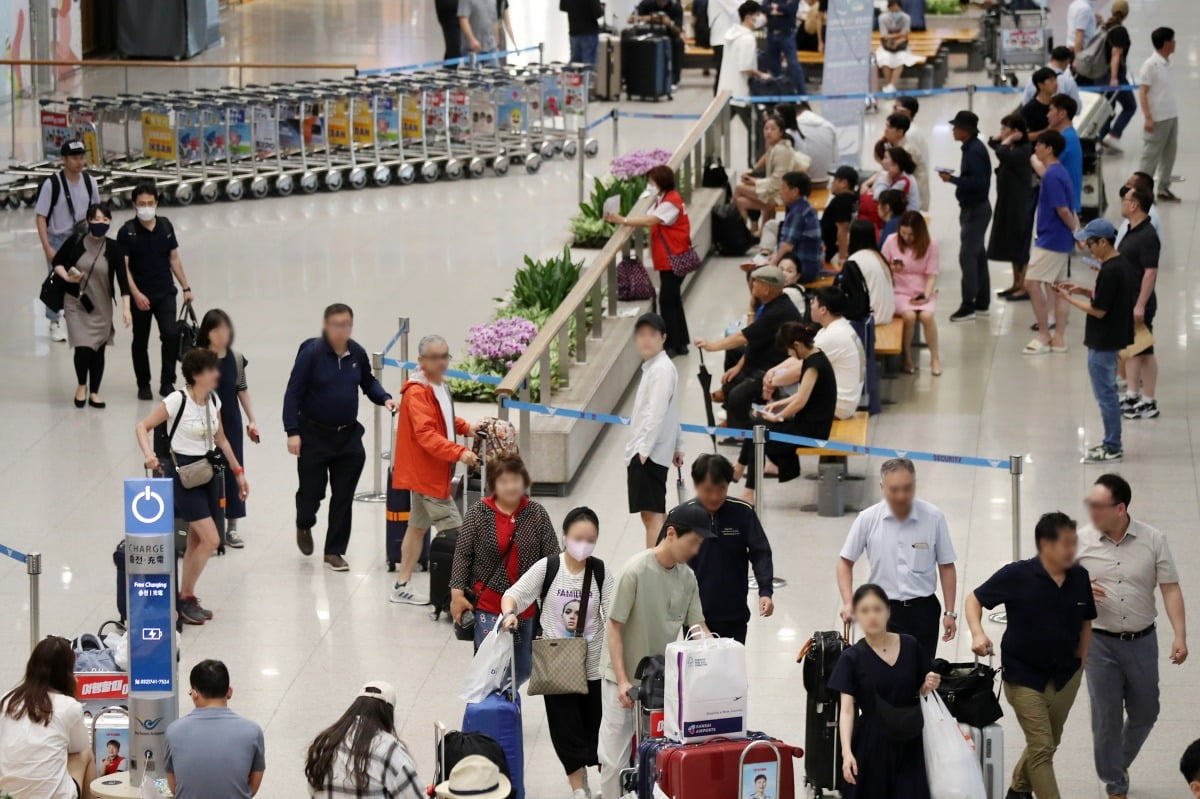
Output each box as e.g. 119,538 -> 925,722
51,203 -> 130,408
198,310 -> 260,549
450,452 -> 559,689
605,165 -> 694,357
501,506 -> 609,799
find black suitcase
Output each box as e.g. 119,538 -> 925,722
386,468 -> 430,571
624,35 -> 672,101
711,202 -> 752,256
800,628 -> 849,795
429,529 -> 459,620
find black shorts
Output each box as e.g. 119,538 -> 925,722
1141,295 -> 1157,355
627,456 -> 669,514
167,455 -> 223,523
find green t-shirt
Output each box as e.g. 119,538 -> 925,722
601,548 -> 705,683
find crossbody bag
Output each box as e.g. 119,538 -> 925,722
168,390 -> 218,489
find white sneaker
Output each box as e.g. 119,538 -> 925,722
1102,134 -> 1123,153
573,790 -> 589,799
389,581 -> 430,605
48,319 -> 67,342
883,83 -> 897,94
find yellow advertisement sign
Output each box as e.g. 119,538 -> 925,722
401,95 -> 423,141
141,111 -> 175,160
326,99 -> 351,147
352,98 -> 375,144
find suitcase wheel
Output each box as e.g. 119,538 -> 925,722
387,559 -> 397,572
216,545 -> 226,556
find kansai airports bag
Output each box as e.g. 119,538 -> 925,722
664,628 -> 748,743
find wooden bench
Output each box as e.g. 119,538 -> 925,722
875,316 -> 903,356
801,261 -> 839,290
794,410 -> 870,517
799,34 -> 946,88
683,39 -> 717,70
794,411 -> 869,457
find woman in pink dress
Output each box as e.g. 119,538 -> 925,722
881,211 -> 942,376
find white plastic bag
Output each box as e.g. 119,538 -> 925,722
921,692 -> 987,799
460,625 -> 514,704
664,630 -> 748,743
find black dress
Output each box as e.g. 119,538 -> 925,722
986,138 -> 1034,264
826,634 -> 932,799
215,349 -> 247,520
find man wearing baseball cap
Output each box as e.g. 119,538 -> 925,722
1056,218 -> 1135,463
939,110 -> 993,323
34,140 -> 100,342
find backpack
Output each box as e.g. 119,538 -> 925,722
41,171 -> 96,237
153,389 -> 217,460
537,555 -> 607,635
470,416 -> 519,474
701,154 -> 732,203
711,202 -> 752,256
835,259 -> 872,322
1074,29 -> 1110,79
71,632 -> 120,672
439,731 -> 516,799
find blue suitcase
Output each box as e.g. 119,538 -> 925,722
624,35 -> 672,101
463,691 -> 524,799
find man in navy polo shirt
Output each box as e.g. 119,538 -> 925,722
966,512 -> 1097,799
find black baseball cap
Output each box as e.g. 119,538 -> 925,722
61,140 -> 86,157
665,502 -> 717,538
635,312 -> 667,335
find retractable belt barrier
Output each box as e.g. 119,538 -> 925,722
359,45 -> 546,76
0,542 -> 42,653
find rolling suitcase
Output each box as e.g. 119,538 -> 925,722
463,689 -> 524,799
386,410 -> 430,571
656,735 -> 803,799
798,626 -> 850,796
624,35 -> 672,101
596,33 -> 623,100
969,723 -> 1004,799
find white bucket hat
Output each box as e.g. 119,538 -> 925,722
434,755 -> 512,799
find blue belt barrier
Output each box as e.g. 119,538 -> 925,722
360,45 -> 544,76
381,328 -> 405,358
734,82 -> 1139,105
0,543 -> 28,564
382,357 -> 506,386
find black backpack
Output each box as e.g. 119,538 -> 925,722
835,259 -> 872,322
701,155 -> 732,203
41,171 -> 97,237
634,654 -> 666,708
439,731 -> 516,799
711,202 -> 752,256
800,630 -> 848,702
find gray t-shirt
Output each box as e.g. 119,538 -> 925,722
164,707 -> 265,799
34,171 -> 100,238
458,0 -> 498,52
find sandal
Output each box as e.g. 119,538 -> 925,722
1023,339 -> 1050,356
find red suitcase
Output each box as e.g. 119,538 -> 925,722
656,735 -> 803,799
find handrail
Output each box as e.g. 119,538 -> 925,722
0,57 -> 356,71
496,91 -> 733,401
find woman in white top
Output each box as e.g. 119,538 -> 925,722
0,637 -> 95,799
501,507 -> 611,799
135,347 -> 249,626
845,219 -> 895,323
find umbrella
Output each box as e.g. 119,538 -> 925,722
697,349 -> 718,452
676,465 -> 686,505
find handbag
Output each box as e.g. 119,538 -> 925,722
874,692 -> 925,742
458,533 -> 519,642
39,272 -> 68,313
658,228 -> 702,278
528,559 -> 595,696
617,257 -> 657,301
172,393 -> 216,489
933,657 -> 1003,728
176,301 -> 200,362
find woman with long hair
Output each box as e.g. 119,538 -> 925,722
733,115 -> 799,234
304,681 -> 424,799
882,211 -> 942,376
0,637 -> 95,799
988,113 -> 1034,302
830,584 -> 941,799
846,219 -> 894,323
198,309 -> 260,549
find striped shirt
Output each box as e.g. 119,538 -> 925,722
308,730 -> 424,799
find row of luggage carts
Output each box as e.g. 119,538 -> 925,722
0,62 -> 600,208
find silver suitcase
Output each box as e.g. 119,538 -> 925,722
969,723 -> 1004,799
596,34 -> 622,100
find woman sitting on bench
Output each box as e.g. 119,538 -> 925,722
733,115 -> 802,236
883,211 -> 942,376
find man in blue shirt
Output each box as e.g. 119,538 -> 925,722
1047,94 -> 1083,211
283,304 -> 396,571
1025,130 -> 1078,355
770,171 -> 823,281
940,110 -> 992,322
762,0 -> 804,93
966,511 -> 1096,799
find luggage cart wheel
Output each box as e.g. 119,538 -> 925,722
348,167 -> 368,190
387,559 -> 396,572
274,174 -> 295,196
562,139 -> 579,159
584,138 -> 599,158
444,159 -> 464,181
224,180 -> 245,202
173,183 -> 195,206
468,157 -> 486,177
299,172 -> 319,194
199,181 -> 220,204
539,141 -> 555,160
420,160 -> 440,183
5,193 -> 21,210
397,163 -> 417,185
21,188 -> 37,206
249,176 -> 270,199
324,170 -> 344,192
372,165 -> 393,187
524,153 -> 542,174
492,157 -> 510,177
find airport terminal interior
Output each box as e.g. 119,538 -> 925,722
0,0 -> 1198,796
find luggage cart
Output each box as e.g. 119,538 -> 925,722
989,7 -> 1048,87
493,75 -> 542,174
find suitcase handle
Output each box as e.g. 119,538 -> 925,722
737,739 -> 781,799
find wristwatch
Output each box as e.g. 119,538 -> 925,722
943,611 -> 959,619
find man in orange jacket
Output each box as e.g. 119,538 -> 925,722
390,334 -> 479,605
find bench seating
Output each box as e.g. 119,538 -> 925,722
795,410 -> 870,517
683,39 -> 717,69
875,316 -> 903,356
794,411 -> 869,457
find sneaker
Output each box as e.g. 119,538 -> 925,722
137,385 -> 153,401
225,530 -> 245,549
1124,399 -> 1159,419
323,554 -> 350,571
1115,375 -> 1127,391
191,597 -> 214,620
1119,394 -> 1140,412
178,597 -> 207,625
573,790 -> 589,799
974,306 -> 990,317
296,526 -> 314,556
1082,446 -> 1123,463
949,307 -> 976,323
1157,189 -> 1181,203
48,319 -> 67,342
389,581 -> 430,605
1101,134 -> 1123,153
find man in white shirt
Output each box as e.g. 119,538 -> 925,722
809,286 -> 864,420
1021,46 -> 1081,108
1076,473 -> 1187,799
1067,0 -> 1098,54
837,458 -> 958,658
1138,27 -> 1180,202
627,312 -> 685,548
794,102 -> 839,186
716,1 -> 769,133
708,0 -> 740,93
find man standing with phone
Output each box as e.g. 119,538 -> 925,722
939,111 -> 992,322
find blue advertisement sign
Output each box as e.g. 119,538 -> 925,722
124,479 -> 174,535
128,574 -> 173,692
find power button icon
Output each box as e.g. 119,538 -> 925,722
131,486 -> 166,525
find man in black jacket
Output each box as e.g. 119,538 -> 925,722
435,0 -> 462,62
659,453 -> 774,642
940,110 -> 993,322
561,0 -> 604,67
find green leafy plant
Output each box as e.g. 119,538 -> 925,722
509,246 -> 584,316
925,0 -> 963,14
571,216 -> 614,248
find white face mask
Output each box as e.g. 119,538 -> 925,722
564,538 -> 596,561
752,13 -> 767,28
136,206 -> 156,222
646,181 -> 659,196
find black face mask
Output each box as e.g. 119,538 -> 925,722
89,222 -> 110,238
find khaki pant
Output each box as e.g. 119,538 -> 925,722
1003,668 -> 1083,799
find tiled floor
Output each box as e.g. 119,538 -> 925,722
0,0 -> 1198,797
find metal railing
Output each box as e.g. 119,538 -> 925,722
495,91 -> 734,455
0,543 -> 42,653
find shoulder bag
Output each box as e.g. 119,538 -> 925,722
657,226 -> 702,278
177,301 -> 200,362
529,557 -> 596,696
